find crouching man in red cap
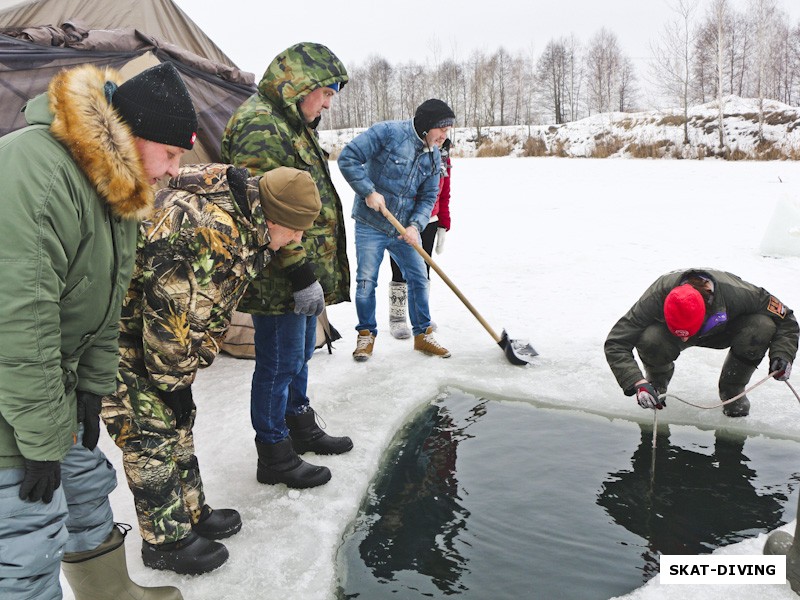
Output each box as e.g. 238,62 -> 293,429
605,269 -> 799,417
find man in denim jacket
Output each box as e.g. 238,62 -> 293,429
338,99 -> 455,361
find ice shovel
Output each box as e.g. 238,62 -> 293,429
380,206 -> 537,365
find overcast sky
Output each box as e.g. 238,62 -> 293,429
174,0 -> 800,80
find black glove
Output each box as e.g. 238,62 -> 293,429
76,391 -> 103,451
635,382 -> 666,410
19,459 -> 61,503
770,357 -> 792,381
158,387 -> 195,428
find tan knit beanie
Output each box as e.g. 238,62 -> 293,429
258,167 -> 321,230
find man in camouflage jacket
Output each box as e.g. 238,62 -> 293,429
102,164 -> 321,575
220,42 -> 353,489
605,268 -> 799,418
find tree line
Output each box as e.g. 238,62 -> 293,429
325,0 -> 799,137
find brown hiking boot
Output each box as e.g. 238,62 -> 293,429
414,326 -> 451,358
353,329 -> 375,362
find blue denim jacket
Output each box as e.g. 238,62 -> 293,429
338,119 -> 441,237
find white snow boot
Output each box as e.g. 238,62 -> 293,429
388,282 -> 411,339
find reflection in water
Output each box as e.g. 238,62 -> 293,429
355,401 -> 486,594
338,392 -> 799,600
597,424 -> 794,582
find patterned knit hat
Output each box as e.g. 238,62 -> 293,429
663,284 -> 706,337
112,62 -> 197,150
258,167 -> 321,230
413,99 -> 455,137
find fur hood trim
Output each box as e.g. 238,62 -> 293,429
48,65 -> 153,219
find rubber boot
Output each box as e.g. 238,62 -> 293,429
388,282 -> 412,339
718,352 -> 757,417
62,525 -> 183,600
286,408 -> 353,455
256,438 -> 331,488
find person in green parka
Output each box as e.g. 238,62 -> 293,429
221,42 -> 353,489
0,62 -> 196,600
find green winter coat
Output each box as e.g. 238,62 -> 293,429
605,268 -> 800,393
220,42 -> 350,315
0,65 -> 151,468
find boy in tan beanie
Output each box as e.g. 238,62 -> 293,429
101,164 -> 320,576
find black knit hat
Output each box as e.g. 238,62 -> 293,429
413,98 -> 455,138
112,62 -> 198,150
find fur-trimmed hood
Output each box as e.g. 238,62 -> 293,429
40,65 -> 153,219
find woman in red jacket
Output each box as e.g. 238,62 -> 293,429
388,138 -> 452,339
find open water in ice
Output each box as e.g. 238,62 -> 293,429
335,390 -> 800,600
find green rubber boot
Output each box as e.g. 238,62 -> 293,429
62,525 -> 182,600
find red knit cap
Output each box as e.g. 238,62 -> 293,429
663,284 -> 706,337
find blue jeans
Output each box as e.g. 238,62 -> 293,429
355,222 -> 431,336
251,313 -> 316,444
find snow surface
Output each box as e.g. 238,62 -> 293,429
62,156 -> 800,599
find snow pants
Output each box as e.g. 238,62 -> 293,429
0,426 -> 116,599
102,370 -> 204,546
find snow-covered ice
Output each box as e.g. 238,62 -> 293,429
62,156 -> 800,599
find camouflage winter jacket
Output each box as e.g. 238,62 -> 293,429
220,42 -> 350,315
117,164 -> 271,392
605,268 -> 799,393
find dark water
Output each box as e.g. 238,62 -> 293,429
335,391 -> 800,600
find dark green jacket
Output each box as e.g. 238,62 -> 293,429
605,268 -> 799,393
220,42 -> 350,315
0,66 -> 149,467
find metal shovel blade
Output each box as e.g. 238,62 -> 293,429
498,329 -> 538,365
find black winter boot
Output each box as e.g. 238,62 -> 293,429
192,505 -> 242,540
62,524 -> 182,600
256,438 -> 331,488
286,408 -> 353,455
142,532 -> 228,575
719,352 -> 758,418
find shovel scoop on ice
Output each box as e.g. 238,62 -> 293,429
380,206 -> 537,365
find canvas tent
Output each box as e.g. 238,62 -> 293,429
0,0 -> 257,164
0,0 -> 343,354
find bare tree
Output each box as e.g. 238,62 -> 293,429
791,23 -> 800,105
617,55 -> 638,111
494,47 -> 513,125
536,38 -> 568,123
397,61 -> 428,120
707,0 -> 731,150
365,55 -> 393,122
748,0 -> 778,142
650,0 -> 700,144
586,28 -> 623,114
564,35 -> 584,121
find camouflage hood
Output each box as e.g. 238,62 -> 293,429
164,163 -> 270,252
257,42 -> 348,126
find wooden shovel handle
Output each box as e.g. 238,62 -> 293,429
379,206 -> 501,343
